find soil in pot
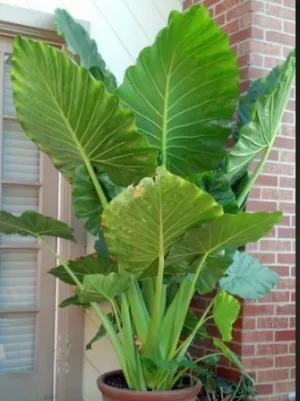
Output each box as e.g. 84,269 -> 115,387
97,369 -> 202,401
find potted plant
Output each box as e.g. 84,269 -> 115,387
1,5 -> 295,401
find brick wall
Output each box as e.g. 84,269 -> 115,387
183,1 -> 295,400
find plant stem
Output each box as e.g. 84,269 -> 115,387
236,146 -> 272,208
111,300 -> 122,334
83,158 -> 108,208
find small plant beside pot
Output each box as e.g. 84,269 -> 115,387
1,5 -> 295,401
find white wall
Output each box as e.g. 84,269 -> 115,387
0,0 -> 183,400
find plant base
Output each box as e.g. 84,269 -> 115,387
97,370 -> 202,401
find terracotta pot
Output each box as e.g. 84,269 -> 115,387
97,369 -> 202,401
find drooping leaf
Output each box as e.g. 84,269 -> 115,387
220,251 -> 279,299
86,313 -> 118,350
194,252 -> 233,294
226,49 -> 295,183
77,273 -> 131,302
188,170 -> 239,213
94,231 -> 109,260
49,254 -> 118,285
117,5 -> 239,177
167,212 -> 282,267
213,338 -> 244,372
72,165 -> 103,236
182,309 -> 208,340
54,8 -> 117,90
213,290 -> 240,342
102,167 -> 223,277
0,210 -> 75,240
59,294 -> 90,309
12,36 -> 158,186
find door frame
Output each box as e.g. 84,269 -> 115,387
0,4 -> 87,400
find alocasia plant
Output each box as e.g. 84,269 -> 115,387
1,4 -> 295,393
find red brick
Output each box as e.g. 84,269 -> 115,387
260,240 -> 291,252
256,384 -> 274,395
239,80 -> 251,93
253,14 -> 282,30
275,381 -> 295,393
262,188 -> 293,201
227,3 -> 252,21
278,228 -> 295,239
287,100 -> 295,111
259,291 -> 290,303
223,19 -> 240,34
276,355 -> 295,368
241,344 -> 255,357
275,330 -> 295,341
263,161 -> 294,176
202,0 -> 216,8
184,0 -> 193,8
279,177 -> 295,188
282,111 -> 295,124
280,150 -> 295,162
215,13 -> 225,27
279,202 -> 295,213
266,31 -> 295,46
256,175 -> 278,187
277,253 -> 295,264
257,343 -> 288,356
276,278 -> 295,290
258,317 -> 289,330
242,331 -> 273,343
289,317 -> 295,328
276,304 -> 295,315
271,265 -> 290,277
284,0 -> 295,7
230,27 -> 252,45
243,357 -> 274,370
266,4 -> 295,20
264,56 -> 284,69
281,125 -> 295,137
215,0 -> 236,15
249,66 -> 269,79
289,342 -> 295,353
248,252 -> 275,264
246,200 -> 277,212
258,369 -> 289,383
275,136 -> 295,150
290,292 -> 295,302
290,266 -> 295,276
290,368 -> 295,379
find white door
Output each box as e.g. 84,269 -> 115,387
0,35 -> 59,401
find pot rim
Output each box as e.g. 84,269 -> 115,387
97,369 -> 202,396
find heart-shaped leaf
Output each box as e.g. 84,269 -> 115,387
0,210 -> 74,240
102,167 -> 223,276
213,290 -> 240,342
12,36 -> 158,186
49,253 -> 118,285
117,5 -> 239,176
78,273 -> 131,302
220,251 -> 279,299
226,49 -> 295,183
167,211 -> 282,267
54,8 -> 117,91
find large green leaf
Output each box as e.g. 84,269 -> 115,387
226,49 -> 295,182
116,5 -> 239,176
188,170 -> 239,213
12,36 -> 158,186
220,251 -> 279,299
213,290 -> 240,342
167,211 -> 282,266
54,8 -> 117,91
102,167 -> 223,276
0,210 -> 74,240
77,273 -> 131,302
49,254 -> 117,285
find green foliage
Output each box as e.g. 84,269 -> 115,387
5,3 -> 294,394
220,251 -> 279,299
117,5 -> 239,176
54,8 -> 117,90
0,210 -> 74,240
